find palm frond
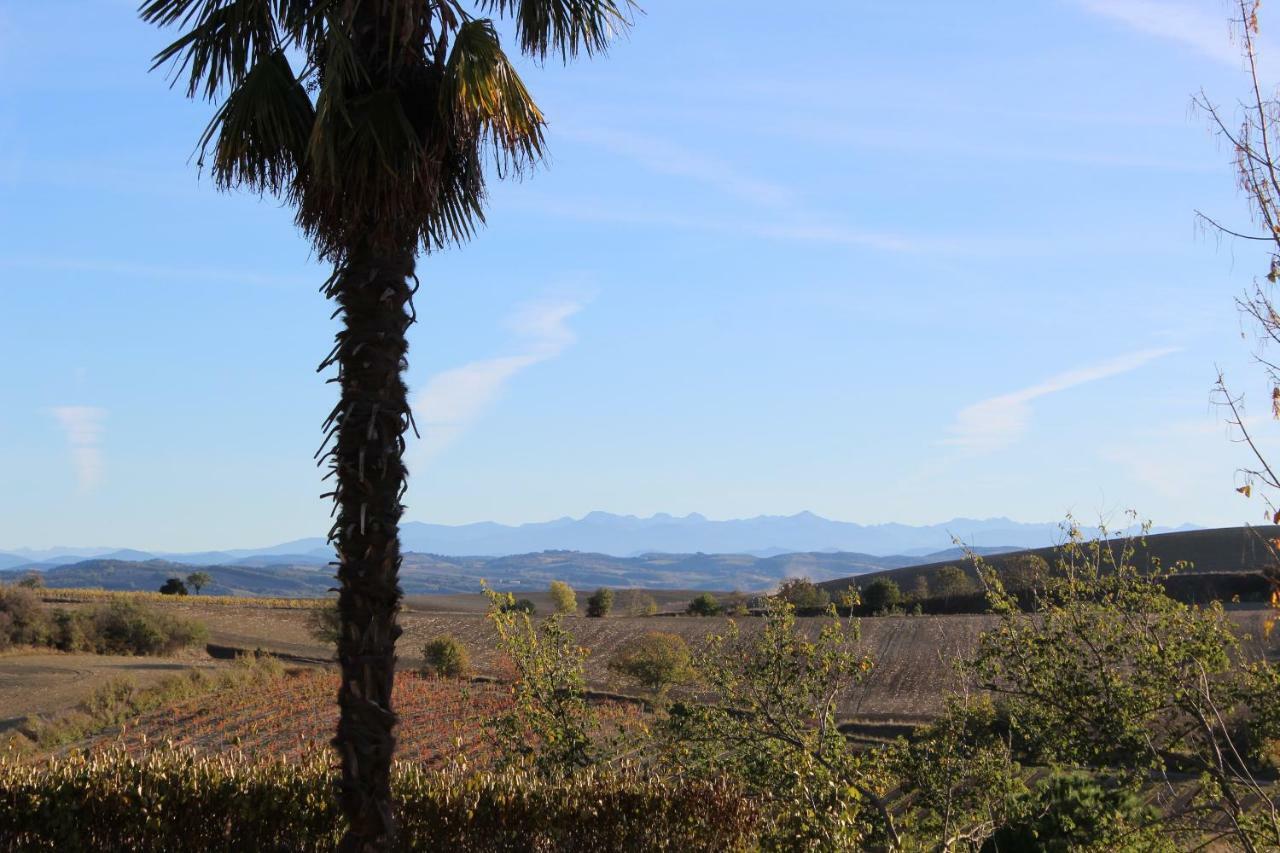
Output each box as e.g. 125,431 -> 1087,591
142,0 -> 278,100
444,19 -> 546,172
198,49 -> 315,194
479,0 -> 636,61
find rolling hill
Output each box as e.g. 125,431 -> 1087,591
819,525 -> 1280,607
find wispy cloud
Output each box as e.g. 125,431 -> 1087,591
560,127 -> 797,208
1074,0 -> 1240,67
944,347 -> 1181,454
412,298 -> 587,462
513,195 -> 988,255
51,406 -> 106,493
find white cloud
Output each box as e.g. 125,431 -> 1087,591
51,406 -> 106,493
412,298 -> 587,462
1075,0 -> 1240,67
944,347 -> 1181,454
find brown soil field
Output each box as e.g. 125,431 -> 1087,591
23,599 -> 1280,730
164,601 -> 1280,724
0,651 -> 227,732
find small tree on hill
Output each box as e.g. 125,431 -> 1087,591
548,581 -> 576,615
934,565 -> 972,606
585,588 -> 613,618
158,578 -> 187,596
185,572 -> 211,595
909,575 -> 930,604
997,554 -> 1048,594
686,592 -> 721,616
863,578 -> 902,614
776,577 -> 830,611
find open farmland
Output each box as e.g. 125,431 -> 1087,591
0,652 -> 229,733
46,592 -> 1278,724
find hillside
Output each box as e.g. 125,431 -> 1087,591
819,525 -> 1280,604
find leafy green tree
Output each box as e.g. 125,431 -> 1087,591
909,575 -> 930,604
622,589 -> 658,617
685,592 -> 721,617
421,635 -> 469,678
548,581 -> 576,615
775,577 -> 830,611
892,696 -> 1028,850
141,2 -> 633,847
608,631 -> 692,694
662,597 -> 895,849
158,577 -> 188,596
996,553 -> 1049,594
985,771 -> 1168,853
967,522 -> 1280,851
585,587 -> 613,618
484,587 -> 596,775
185,571 -> 212,595
934,565 -> 973,605
862,578 -> 901,614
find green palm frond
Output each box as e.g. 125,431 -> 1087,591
142,0 -> 279,100
480,0 -> 636,60
445,19 -> 545,172
198,49 -> 315,193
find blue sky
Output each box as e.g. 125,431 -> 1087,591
0,0 -> 1275,550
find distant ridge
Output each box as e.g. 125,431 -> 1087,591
1,546 -> 1023,597
2,511 -> 1200,564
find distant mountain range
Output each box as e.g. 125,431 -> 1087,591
0,546 -> 1022,597
0,511 -> 1200,569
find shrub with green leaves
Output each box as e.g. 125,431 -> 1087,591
548,581 -> 577,615
966,519 -> 1280,850
421,635 -> 469,679
88,600 -> 208,655
685,592 -> 721,616
0,585 -> 50,650
607,631 -> 692,694
585,588 -> 613,618
484,587 -> 597,774
862,578 -> 901,614
661,596 -> 892,850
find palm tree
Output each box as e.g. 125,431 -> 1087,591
139,2 -> 633,849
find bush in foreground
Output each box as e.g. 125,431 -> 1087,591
0,749 -> 759,852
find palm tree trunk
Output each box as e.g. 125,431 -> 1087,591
324,246 -> 416,853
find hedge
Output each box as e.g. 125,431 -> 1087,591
0,749 -> 759,852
